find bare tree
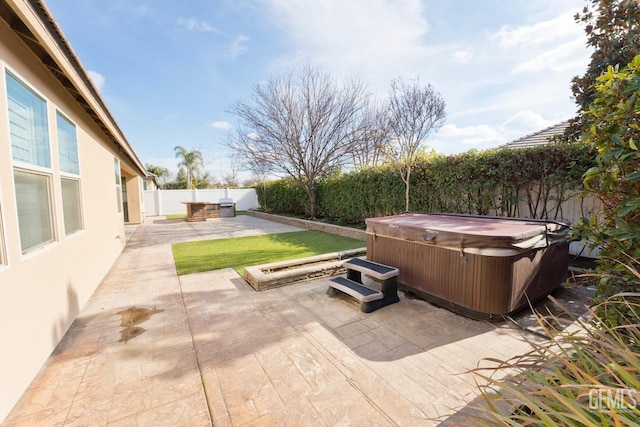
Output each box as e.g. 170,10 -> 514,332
227,63 -> 371,218
351,101 -> 391,169
222,157 -> 241,187
247,157 -> 272,211
387,77 -> 446,211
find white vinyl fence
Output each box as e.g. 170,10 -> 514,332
513,187 -> 601,259
144,188 -> 259,216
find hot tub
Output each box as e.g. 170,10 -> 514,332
365,213 -> 570,320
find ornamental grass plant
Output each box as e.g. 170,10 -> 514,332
469,292 -> 640,426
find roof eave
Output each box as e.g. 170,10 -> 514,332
3,0 -> 147,176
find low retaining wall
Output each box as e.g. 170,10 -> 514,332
244,248 -> 366,291
246,211 -> 367,241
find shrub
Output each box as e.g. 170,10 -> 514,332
257,143 -> 594,226
255,179 -> 308,216
580,55 -> 640,311
317,166 -> 404,226
470,294 -> 640,426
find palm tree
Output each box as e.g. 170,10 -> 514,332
174,146 -> 204,189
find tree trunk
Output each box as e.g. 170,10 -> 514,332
301,183 -> 317,219
404,167 -> 411,212
261,181 -> 267,212
308,188 -> 317,219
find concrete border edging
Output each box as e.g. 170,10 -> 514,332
244,248 -> 366,291
246,210 -> 367,241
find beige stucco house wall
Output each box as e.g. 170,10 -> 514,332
143,174 -> 159,191
0,0 -> 147,420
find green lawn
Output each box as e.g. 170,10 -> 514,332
165,211 -> 247,220
172,230 -> 364,276
165,213 -> 186,220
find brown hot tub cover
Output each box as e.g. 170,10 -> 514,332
365,213 -> 570,320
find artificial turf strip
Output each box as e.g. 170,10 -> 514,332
165,213 -> 186,220
172,230 -> 364,276
165,211 -> 247,220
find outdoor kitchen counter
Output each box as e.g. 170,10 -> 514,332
182,201 -> 236,221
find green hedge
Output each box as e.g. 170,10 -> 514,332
255,143 -> 595,226
411,144 -> 594,217
255,179 -> 308,216
317,166 -> 405,225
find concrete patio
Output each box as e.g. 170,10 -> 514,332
4,215 -> 557,426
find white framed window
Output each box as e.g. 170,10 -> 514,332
60,178 -> 82,234
6,70 -> 56,254
13,169 -> 55,252
56,112 -> 79,175
6,71 -> 51,169
56,111 -> 83,235
114,157 -> 122,213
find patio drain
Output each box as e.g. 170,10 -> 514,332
117,306 -> 163,343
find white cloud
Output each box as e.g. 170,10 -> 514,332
257,1 -> 590,157
477,72 -> 580,122
87,70 -> 105,92
490,9 -> 589,76
512,39 -> 588,74
177,17 -> 218,33
263,0 -> 431,88
229,35 -> 249,59
500,110 -> 555,134
437,123 -> 506,147
452,49 -> 471,64
493,11 -> 581,49
432,111 -> 564,154
210,121 -> 232,130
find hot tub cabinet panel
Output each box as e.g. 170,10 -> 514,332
365,213 -> 569,320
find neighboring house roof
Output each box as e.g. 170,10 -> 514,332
1,0 -> 147,176
144,172 -> 159,185
499,121 -> 570,149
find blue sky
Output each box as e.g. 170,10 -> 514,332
45,0 -> 592,182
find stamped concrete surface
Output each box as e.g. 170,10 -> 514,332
4,215 -> 546,426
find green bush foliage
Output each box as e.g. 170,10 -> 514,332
580,55 -> 640,312
257,143 -> 595,227
413,145 -> 593,217
255,179 -> 308,216
317,166 -> 404,225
